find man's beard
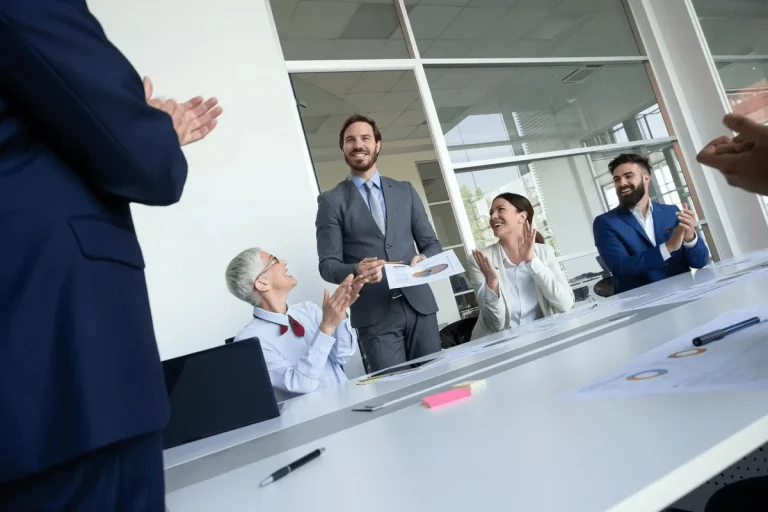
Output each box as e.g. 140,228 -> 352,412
345,149 -> 378,173
619,182 -> 645,209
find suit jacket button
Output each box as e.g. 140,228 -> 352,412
386,244 -> 392,249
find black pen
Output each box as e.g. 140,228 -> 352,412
259,448 -> 325,487
692,317 -> 761,347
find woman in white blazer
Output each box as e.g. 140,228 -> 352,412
469,193 -> 574,340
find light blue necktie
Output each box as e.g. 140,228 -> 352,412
364,180 -> 386,235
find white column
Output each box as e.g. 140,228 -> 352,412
627,0 -> 768,259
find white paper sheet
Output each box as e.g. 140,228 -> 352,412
633,268 -> 768,309
383,250 -> 464,289
567,305 -> 768,398
714,249 -> 768,270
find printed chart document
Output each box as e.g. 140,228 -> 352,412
384,250 -> 464,289
567,305 -> 768,398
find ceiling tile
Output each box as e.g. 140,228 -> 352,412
329,39 -> 387,59
431,89 -> 459,105
281,39 -> 335,60
439,7 -> 506,40
443,88 -> 489,107
284,2 -> 358,39
377,91 -> 420,110
343,92 -> 388,110
383,125 -> 418,140
408,6 -> 463,39
408,124 -> 432,139
301,115 -> 331,133
392,109 -> 426,126
305,72 -> 363,95
420,39 -> 478,58
318,113 -> 356,134
391,72 -> 418,91
366,111 -> 403,128
431,68 -> 476,89
339,3 -> 402,39
349,71 -> 405,93
409,0 -> 471,5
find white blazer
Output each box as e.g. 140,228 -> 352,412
469,242 -> 575,340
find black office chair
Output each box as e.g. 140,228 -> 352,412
439,316 -> 478,349
594,256 -> 614,298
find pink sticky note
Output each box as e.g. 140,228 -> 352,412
421,388 -> 472,409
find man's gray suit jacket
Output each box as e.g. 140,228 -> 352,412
316,176 -> 443,328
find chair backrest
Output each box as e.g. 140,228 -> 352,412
596,255 -> 610,273
161,337 -> 279,449
439,316 -> 479,348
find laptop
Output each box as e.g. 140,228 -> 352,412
161,337 -> 280,449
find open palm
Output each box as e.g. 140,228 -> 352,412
143,77 -> 223,146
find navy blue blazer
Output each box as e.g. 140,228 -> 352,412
0,1 -> 187,483
593,202 -> 710,294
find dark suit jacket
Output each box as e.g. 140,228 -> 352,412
316,176 -> 442,328
593,202 -> 710,294
0,1 -> 186,483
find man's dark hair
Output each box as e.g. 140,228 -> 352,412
608,153 -> 651,175
339,114 -> 382,149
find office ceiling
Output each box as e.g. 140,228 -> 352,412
294,63 -> 657,160
272,0 -> 639,61
281,0 -> 768,161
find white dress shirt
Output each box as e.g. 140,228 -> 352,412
233,301 -> 356,402
631,202 -> 697,261
482,251 -> 544,328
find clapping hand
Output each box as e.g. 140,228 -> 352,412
472,249 -> 499,293
697,114 -> 768,195
676,203 -> 696,243
319,274 -> 367,335
143,77 -> 223,147
518,222 -> 537,263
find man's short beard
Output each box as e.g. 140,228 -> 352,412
619,181 -> 646,209
345,150 -> 379,173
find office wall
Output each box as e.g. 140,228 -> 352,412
314,148 -> 462,328
87,0 -> 326,359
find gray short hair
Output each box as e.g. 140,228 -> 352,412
225,247 -> 266,307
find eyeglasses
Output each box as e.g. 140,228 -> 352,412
256,256 -> 279,280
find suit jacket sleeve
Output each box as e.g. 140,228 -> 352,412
316,193 -> 357,285
409,183 -> 442,257
469,250 -> 506,333
593,214 -> 666,279
0,2 -> 187,206
529,244 -> 574,313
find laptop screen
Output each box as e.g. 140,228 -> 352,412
162,337 -> 280,449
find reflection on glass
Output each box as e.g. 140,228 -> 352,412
455,164 -> 556,255
291,71 -> 430,180
716,60 -> 768,126
406,0 -> 639,58
270,0 -> 409,60
426,65 -> 666,164
692,0 -> 768,55
590,144 -> 694,214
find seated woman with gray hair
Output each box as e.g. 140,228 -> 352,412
225,247 -> 366,401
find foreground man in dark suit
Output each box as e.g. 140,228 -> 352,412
698,115 -> 768,512
315,114 -> 443,372
0,1 -> 221,509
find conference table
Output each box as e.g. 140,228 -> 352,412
164,250 -> 768,512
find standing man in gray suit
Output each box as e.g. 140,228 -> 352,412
315,114 -> 443,372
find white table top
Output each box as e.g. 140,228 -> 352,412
165,252 -> 768,511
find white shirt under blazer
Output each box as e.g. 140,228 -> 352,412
469,242 -> 575,340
